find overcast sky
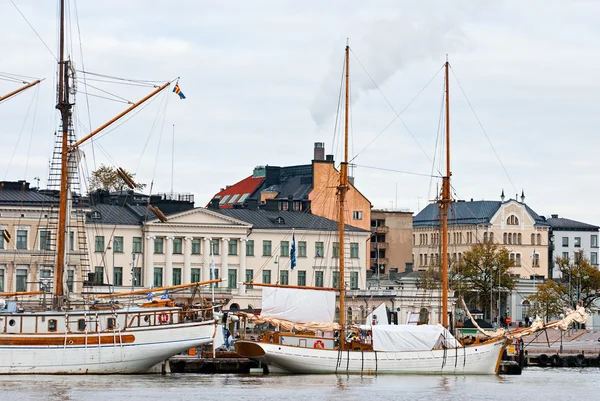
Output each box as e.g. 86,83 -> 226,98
2,0 -> 599,225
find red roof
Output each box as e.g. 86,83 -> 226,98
207,175 -> 264,209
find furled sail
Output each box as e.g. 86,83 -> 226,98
371,324 -> 460,352
261,287 -> 336,324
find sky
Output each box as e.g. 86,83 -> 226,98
1,0 -> 600,225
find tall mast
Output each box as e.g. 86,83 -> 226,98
439,56 -> 451,328
54,0 -> 70,308
338,41 -> 350,348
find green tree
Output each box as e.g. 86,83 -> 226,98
88,164 -> 146,192
526,280 -> 569,322
450,241 -> 516,321
555,250 -> 600,310
416,266 -> 441,291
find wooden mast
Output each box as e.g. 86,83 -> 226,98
0,79 -> 42,103
439,56 -> 451,329
338,41 -> 350,349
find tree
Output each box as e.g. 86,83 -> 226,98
416,266 -> 441,291
88,164 -> 146,192
526,280 -> 569,322
450,241 -> 516,321
555,250 -> 600,310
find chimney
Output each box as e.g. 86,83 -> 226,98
208,198 -> 220,210
313,142 -> 325,161
288,195 -> 293,211
246,198 -> 258,210
551,214 -> 558,218
325,154 -> 334,162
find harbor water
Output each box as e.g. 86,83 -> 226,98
1,368 -> 596,401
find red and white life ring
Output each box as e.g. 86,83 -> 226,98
314,340 -> 325,349
159,313 -> 169,324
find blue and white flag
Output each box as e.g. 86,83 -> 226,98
290,230 -> 297,270
146,292 -> 153,301
161,290 -> 169,300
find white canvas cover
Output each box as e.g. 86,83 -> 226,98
372,324 -> 460,352
365,303 -> 389,325
260,287 -> 336,323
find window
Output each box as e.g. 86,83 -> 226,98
154,238 -> 164,254
280,270 -> 289,285
173,238 -> 182,254
228,239 -> 238,256
591,252 -> 598,266
210,239 -> 220,255
562,252 -> 569,259
191,268 -> 201,283
39,269 -> 52,292
352,210 -> 363,220
346,242 -> 358,258
67,270 -> 74,292
0,234 -> 4,250
239,193 -> 250,203
39,230 -> 51,250
95,236 -> 104,252
16,269 -> 27,292
48,319 -> 57,332
537,234 -> 542,246
94,266 -> 104,285
262,240 -> 272,256
280,241 -> 289,257
507,215 -> 519,225
0,268 -> 5,291
532,253 -> 540,267
515,253 -> 521,267
77,319 -> 86,331
229,194 -> 240,204
574,237 -> 581,248
517,233 -> 522,244
298,241 -> 306,257
134,267 -> 142,287
490,232 -> 494,243
153,267 -> 163,287
219,195 -> 231,205
262,270 -> 271,284
508,233 -> 512,245
315,242 -> 324,258
192,239 -> 201,255
246,240 -> 254,256
332,242 -> 340,258
172,268 -> 182,286
132,237 -> 142,253
69,231 -> 74,251
486,232 -> 491,243
16,230 -> 27,250
107,318 -> 116,330
332,271 -> 340,288
245,269 -> 254,288
298,270 -> 306,286
113,236 -> 123,253
113,267 -> 123,286
521,300 -> 531,321
592,235 -> 599,248
562,237 -> 568,247
350,272 -> 359,289
228,269 -> 237,289
315,271 -> 324,287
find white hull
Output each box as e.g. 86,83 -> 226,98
237,338 -> 508,375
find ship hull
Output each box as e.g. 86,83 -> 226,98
236,337 -> 508,375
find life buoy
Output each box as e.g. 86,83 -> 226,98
314,340 -> 325,349
159,313 -> 169,324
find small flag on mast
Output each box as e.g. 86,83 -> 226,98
173,82 -> 186,99
290,230 -> 297,270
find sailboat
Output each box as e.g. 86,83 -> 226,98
0,0 -> 216,374
234,44 -> 510,375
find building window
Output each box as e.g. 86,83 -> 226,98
315,242 -> 324,258
246,240 -> 254,256
210,239 -> 220,255
245,269 -> 254,288
280,241 -> 289,257
95,236 -> 104,252
227,269 -> 237,289
172,268 -> 182,286
507,215 -> 519,225
262,240 -> 272,256
508,233 -> 512,245
592,252 -> 598,266
332,242 -> 340,258
15,269 -> 27,292
517,233 -> 521,244
537,234 -> 542,246
39,230 -> 51,250
532,253 -> 540,267
68,231 -> 74,251
113,236 -> 123,253
332,271 -> 340,288
153,267 -> 163,287
192,239 -> 201,254
94,266 -> 104,285
16,230 -> 27,250
352,210 -> 363,220
562,252 -> 569,260
592,235 -> 599,248
574,237 -> 581,248
350,243 -> 359,258
262,270 -> 271,284
191,268 -> 201,283
516,253 -> 521,267
562,237 -> 568,247
350,272 -> 359,289
298,241 -> 306,257
132,237 -> 142,253
280,270 -> 289,285
66,269 -> 74,292
154,238 -> 164,254
228,239 -> 238,256
173,238 -> 183,254
490,232 -> 494,243
113,267 -> 123,286
134,267 -> 142,287
315,271 -> 324,287
298,270 -> 306,286
0,269 -> 5,292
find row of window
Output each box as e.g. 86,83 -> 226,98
0,230 -> 78,251
562,235 -> 598,248
0,268 -> 75,293
414,231 -> 548,246
417,253 -> 462,266
562,251 -> 599,265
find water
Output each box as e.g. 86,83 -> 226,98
0,368 -> 596,401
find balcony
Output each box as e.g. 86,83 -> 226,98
370,242 -> 388,251
370,257 -> 389,265
371,225 -> 389,234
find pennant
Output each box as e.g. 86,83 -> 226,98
173,83 -> 186,99
290,230 -> 297,270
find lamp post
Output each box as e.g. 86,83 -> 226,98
490,267 -> 494,324
559,313 -> 564,353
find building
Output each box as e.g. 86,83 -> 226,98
546,214 -> 600,278
370,209 -> 413,274
208,142 -> 372,231
412,192 -> 550,279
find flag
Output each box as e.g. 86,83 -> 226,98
161,290 -> 169,300
173,83 -> 186,99
146,292 -> 153,301
290,231 -> 297,270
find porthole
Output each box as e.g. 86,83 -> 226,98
8,319 -> 15,327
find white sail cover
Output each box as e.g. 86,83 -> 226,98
260,287 -> 336,323
365,303 -> 389,325
372,324 -> 460,352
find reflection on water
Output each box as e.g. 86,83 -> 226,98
1,368 -> 598,401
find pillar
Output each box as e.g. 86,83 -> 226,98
222,238 -> 229,286
184,237 -> 192,284
145,236 -> 154,287
165,236 -> 173,286
240,238 -> 247,295
203,237 -> 212,282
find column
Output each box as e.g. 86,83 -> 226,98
183,237 -> 192,284
203,237 -> 212,282
144,236 -> 154,287
240,238 -> 247,295
222,238 -> 230,286
165,236 -> 174,286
